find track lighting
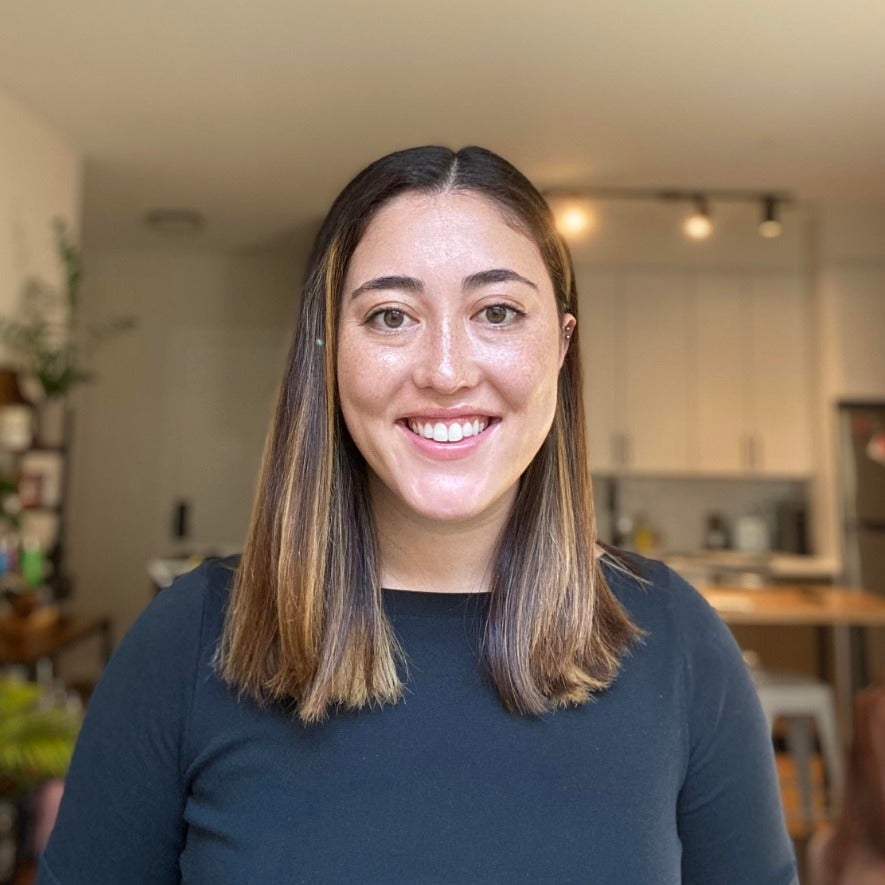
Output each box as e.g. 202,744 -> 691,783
542,187 -> 791,242
683,196 -> 713,240
758,196 -> 783,238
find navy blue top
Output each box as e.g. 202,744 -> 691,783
40,554 -> 797,884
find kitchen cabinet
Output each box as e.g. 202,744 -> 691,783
693,273 -> 745,471
578,267 -> 812,477
621,271 -> 691,472
579,269 -> 690,473
693,271 -> 812,475
746,273 -> 812,475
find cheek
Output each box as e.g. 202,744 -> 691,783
483,330 -> 562,409
337,332 -> 401,429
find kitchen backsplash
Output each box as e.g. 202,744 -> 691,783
592,475 -> 808,554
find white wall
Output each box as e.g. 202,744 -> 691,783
0,87 -> 82,325
64,245 -> 301,678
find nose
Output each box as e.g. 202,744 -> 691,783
412,318 -> 479,394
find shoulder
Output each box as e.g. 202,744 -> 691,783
600,549 -> 748,688
116,554 -> 239,670
601,548 -> 721,635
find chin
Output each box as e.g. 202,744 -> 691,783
399,484 -> 507,526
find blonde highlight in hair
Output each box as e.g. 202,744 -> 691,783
216,145 -> 640,725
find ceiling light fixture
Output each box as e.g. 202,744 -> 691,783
683,196 -> 713,240
758,196 -> 783,238
554,202 -> 594,238
542,186 -> 792,243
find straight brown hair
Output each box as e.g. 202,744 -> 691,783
216,145 -> 641,724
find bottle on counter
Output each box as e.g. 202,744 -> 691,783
632,513 -> 659,556
703,512 -> 729,550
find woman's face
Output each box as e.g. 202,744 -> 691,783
337,190 -> 573,526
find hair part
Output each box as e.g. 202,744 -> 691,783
216,145 -> 641,724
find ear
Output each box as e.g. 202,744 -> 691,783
559,314 -> 576,367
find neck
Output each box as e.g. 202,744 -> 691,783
370,475 -> 515,594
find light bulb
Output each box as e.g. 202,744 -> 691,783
759,197 -> 782,238
683,210 -> 713,240
554,203 -> 594,238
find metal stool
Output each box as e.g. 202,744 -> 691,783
751,668 -> 845,831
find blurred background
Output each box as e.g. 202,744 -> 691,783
1,1 -> 884,869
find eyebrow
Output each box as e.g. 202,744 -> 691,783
350,267 -> 538,300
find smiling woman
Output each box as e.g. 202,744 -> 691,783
39,146 -> 798,885
338,190 -> 570,532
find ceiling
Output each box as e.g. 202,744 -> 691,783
2,2 -> 884,250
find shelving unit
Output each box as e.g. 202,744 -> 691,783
0,387 -> 73,601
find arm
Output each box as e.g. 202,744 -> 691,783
38,564 -> 209,884
672,573 -> 799,885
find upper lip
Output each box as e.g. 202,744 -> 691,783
398,408 -> 498,421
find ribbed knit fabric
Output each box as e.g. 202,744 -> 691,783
40,554 -> 797,884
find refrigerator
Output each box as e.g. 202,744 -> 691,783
837,401 -> 885,682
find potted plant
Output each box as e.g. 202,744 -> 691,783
0,678 -> 81,881
0,219 -> 135,447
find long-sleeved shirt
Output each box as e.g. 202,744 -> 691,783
40,553 -> 797,884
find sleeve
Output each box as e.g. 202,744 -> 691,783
37,564 -> 209,885
670,570 -> 799,885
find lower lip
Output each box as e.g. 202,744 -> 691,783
398,421 -> 498,460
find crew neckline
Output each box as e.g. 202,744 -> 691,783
381,586 -> 491,619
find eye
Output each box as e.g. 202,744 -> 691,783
366,308 -> 412,330
479,304 -> 524,325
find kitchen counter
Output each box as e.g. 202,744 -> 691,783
664,551 -> 841,587
699,583 -> 885,625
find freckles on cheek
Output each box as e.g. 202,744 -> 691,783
490,336 -> 561,397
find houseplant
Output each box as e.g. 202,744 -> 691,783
0,678 -> 81,881
0,219 -> 135,446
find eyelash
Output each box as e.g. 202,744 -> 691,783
363,302 -> 527,331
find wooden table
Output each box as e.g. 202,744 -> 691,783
0,614 -> 113,686
700,584 -> 885,740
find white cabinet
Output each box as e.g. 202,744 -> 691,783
692,272 -> 812,476
621,271 -> 691,473
746,273 -> 812,475
578,267 -> 812,477
693,273 -> 746,472
578,269 -> 690,474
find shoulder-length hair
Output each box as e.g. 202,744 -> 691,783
216,145 -> 641,725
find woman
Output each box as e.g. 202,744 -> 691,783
40,146 -> 797,884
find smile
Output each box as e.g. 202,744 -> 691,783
405,417 -> 492,443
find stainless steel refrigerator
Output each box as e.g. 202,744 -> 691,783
837,401 -> 885,682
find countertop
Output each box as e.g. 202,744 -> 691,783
664,551 -> 841,587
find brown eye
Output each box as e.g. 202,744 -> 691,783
381,309 -> 405,328
484,305 -> 510,324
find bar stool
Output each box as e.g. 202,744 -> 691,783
750,668 -> 845,831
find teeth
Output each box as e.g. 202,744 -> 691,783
407,418 -> 489,442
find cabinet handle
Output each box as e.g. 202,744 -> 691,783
740,434 -> 750,470
623,434 -> 632,469
611,433 -> 619,468
754,435 -> 763,471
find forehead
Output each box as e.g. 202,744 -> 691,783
346,190 -> 549,283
